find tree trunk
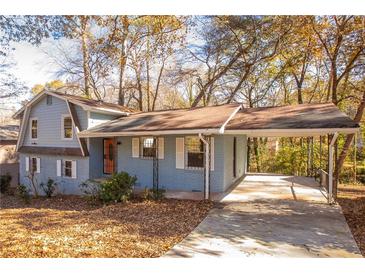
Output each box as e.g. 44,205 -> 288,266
334,90 -> 365,191
146,60 -> 151,111
118,16 -> 129,106
151,61 -> 165,111
80,16 -> 91,98
253,137 -> 260,172
118,53 -> 127,105
297,87 -> 303,104
246,137 -> 251,172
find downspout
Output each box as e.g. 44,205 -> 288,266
328,132 -> 338,204
199,133 -> 210,200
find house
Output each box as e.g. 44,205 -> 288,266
14,90 -> 359,200
0,124 -> 19,188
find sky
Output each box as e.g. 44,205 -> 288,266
11,42 -> 54,88
0,41 -> 56,115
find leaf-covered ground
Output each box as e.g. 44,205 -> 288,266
337,184 -> 365,257
0,195 -> 212,258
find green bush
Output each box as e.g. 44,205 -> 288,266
40,179 -> 57,198
99,172 -> 137,204
17,184 -> 31,204
0,173 -> 12,194
142,187 -> 166,200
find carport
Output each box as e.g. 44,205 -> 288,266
224,103 -> 360,204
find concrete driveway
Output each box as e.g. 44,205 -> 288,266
165,174 -> 361,258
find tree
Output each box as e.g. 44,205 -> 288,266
312,16 -> 365,105
31,80 -> 65,94
0,16 -> 66,100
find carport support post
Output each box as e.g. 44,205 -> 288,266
199,133 -> 210,200
328,132 -> 339,204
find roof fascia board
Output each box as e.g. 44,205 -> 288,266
16,106 -> 30,151
12,92 -> 45,119
219,104 -> 243,134
224,127 -> 359,137
78,128 -> 220,138
46,90 -> 128,116
66,100 -> 89,157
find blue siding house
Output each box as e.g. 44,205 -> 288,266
14,90 -> 247,199
14,90 -> 358,200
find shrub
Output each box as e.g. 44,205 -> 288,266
40,178 -> 57,198
99,172 -> 137,203
0,173 -> 12,194
17,184 -> 31,204
142,187 -> 166,200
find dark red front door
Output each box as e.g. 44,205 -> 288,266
103,138 -> 115,174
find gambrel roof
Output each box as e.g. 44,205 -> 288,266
13,90 -> 137,119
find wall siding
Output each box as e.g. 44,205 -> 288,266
223,135 -> 247,191
19,153 -> 89,195
89,137 -> 104,179
23,96 -> 88,147
116,135 -> 228,193
88,112 -> 119,129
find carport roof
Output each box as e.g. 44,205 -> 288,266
78,102 -> 359,137
227,103 -> 358,130
225,103 -> 359,137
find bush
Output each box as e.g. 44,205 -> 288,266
17,184 -> 31,204
99,172 -> 137,204
142,187 -> 166,200
40,178 -> 57,198
80,180 -> 101,204
0,173 -> 12,194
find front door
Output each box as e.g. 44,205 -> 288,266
103,138 -> 115,174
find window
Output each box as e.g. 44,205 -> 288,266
31,157 -> 38,173
64,160 -> 72,177
62,115 -> 73,139
30,118 -> 38,139
185,136 -> 204,169
46,95 -> 52,105
141,137 -> 156,158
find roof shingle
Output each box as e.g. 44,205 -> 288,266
226,103 -> 359,130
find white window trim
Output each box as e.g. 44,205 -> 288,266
140,136 -> 156,159
63,159 -> 74,178
184,136 -> 204,170
29,117 -> 38,141
46,94 -> 53,105
30,157 -> 40,173
61,114 -> 73,140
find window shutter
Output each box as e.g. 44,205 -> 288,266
210,137 -> 214,171
132,138 -> 140,158
71,160 -> 77,179
56,160 -> 62,177
25,156 -> 29,172
158,137 -> 164,159
176,137 -> 184,169
36,158 -> 41,173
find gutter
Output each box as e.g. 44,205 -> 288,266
199,133 -> 210,200
78,128 -> 220,138
219,104 -> 243,134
